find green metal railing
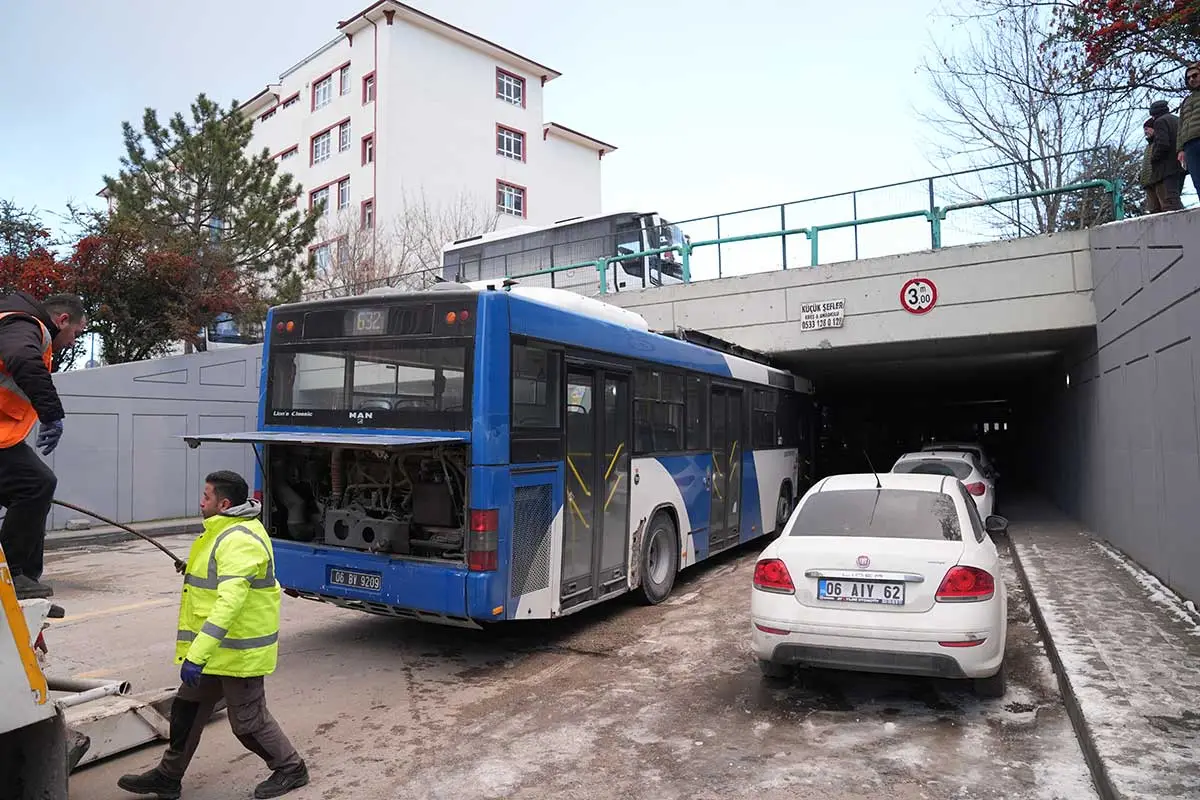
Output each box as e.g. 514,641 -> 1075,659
508,178 -> 1124,294
300,148 -> 1126,302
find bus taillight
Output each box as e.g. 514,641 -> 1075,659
468,509 -> 499,572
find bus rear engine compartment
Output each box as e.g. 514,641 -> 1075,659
267,444 -> 468,562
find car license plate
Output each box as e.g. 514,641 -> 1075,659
818,578 -> 904,605
329,567 -> 382,592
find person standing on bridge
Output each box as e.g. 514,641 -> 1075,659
0,291 -> 87,600
1176,61 -> 1200,198
117,470 -> 310,800
1144,102 -> 1186,213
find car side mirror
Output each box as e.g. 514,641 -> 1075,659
984,515 -> 1008,535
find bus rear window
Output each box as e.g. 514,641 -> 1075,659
268,340 -> 470,428
789,489 -> 961,541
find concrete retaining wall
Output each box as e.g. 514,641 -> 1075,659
1044,211 -> 1200,604
38,345 -> 263,530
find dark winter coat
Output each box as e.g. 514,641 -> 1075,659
1148,102 -> 1186,183
1140,139 -> 1157,188
1176,63 -> 1200,151
0,291 -> 65,424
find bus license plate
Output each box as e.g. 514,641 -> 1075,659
818,578 -> 904,605
329,567 -> 382,592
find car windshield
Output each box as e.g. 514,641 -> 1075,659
892,458 -> 973,481
789,489 -> 962,541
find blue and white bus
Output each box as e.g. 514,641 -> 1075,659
185,282 -> 815,626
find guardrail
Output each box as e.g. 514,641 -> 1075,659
503,178 -> 1124,294
301,148 -> 1126,301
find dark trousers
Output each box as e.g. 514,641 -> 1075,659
1147,174 -> 1186,213
159,675 -> 303,780
0,440 -> 56,580
1185,139 -> 1200,198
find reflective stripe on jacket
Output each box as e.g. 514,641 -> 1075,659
0,311 -> 52,448
175,500 -> 281,677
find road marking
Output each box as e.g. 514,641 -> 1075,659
52,598 -> 174,626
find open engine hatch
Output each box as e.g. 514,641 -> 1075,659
181,430 -> 470,449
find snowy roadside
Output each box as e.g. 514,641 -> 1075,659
1010,525 -> 1200,800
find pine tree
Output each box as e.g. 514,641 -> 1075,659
102,93 -> 320,347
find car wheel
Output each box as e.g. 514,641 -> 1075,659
973,660 -> 1006,699
638,512 -> 678,605
759,659 -> 791,680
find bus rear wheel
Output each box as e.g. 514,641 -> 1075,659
638,513 -> 678,605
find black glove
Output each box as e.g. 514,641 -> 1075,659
36,419 -> 63,456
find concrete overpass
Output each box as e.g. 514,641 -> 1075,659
607,210 -> 1200,604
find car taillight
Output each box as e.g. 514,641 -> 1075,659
965,482 -> 986,496
753,559 -> 795,594
936,566 -> 995,602
468,509 -> 499,572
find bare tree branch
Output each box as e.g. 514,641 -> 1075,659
918,0 -> 1137,235
303,189 -> 500,299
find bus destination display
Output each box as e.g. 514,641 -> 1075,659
348,308 -> 387,336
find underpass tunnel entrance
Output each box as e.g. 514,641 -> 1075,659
783,329 -> 1092,498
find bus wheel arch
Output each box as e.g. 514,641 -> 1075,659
638,508 -> 679,605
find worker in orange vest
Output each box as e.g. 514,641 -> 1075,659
0,291 -> 88,599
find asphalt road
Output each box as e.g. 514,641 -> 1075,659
45,531 -> 1097,800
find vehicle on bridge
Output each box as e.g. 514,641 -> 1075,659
441,210 -> 689,295
183,282 -> 816,626
750,472 -> 1009,698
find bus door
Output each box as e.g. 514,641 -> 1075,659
561,366 -> 632,611
708,384 -> 744,554
613,218 -> 648,292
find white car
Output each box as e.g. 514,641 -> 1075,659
750,472 -> 1009,698
921,441 -> 997,480
891,450 -> 995,519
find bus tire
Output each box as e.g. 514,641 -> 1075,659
776,481 -> 793,533
638,512 -> 678,605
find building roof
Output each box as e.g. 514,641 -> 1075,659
337,1 -> 562,83
543,122 -> 618,156
235,2 -> 562,119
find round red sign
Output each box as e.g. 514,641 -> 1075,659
900,277 -> 937,314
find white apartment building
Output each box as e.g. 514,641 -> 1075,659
239,0 -> 616,277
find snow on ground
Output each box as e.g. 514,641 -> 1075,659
1012,524 -> 1200,800
1092,540 -> 1200,637
61,536 -> 1096,800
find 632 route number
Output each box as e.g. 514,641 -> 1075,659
900,277 -> 937,314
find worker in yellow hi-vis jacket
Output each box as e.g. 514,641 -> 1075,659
117,470 -> 309,800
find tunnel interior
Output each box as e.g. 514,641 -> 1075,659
783,329 -> 1092,498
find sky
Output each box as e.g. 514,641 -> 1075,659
0,0 -> 954,256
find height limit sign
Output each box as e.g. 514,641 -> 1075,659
900,277 -> 937,314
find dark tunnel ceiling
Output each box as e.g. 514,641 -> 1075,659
774,327 -> 1094,388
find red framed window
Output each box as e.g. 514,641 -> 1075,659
496,125 -> 526,162
497,180 -> 526,218
496,68 -> 525,107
